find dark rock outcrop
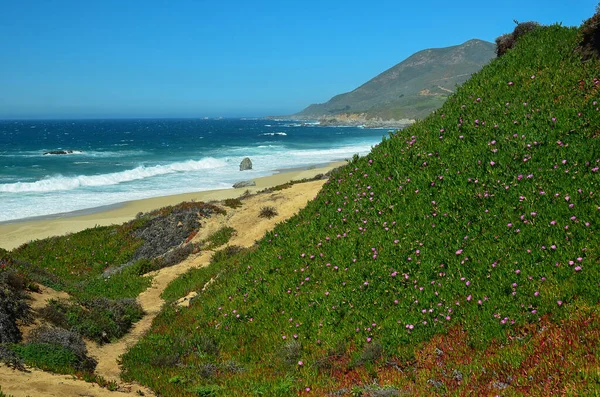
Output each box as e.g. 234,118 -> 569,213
43,150 -> 75,155
240,157 -> 253,171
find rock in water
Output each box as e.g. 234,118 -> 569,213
43,150 -> 74,155
240,157 -> 253,171
233,180 -> 256,188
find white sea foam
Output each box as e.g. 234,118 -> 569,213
0,135 -> 383,222
0,157 -> 226,193
259,132 -> 287,136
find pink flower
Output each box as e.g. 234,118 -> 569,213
298,361 -> 303,366
455,249 -> 463,255
557,300 -> 563,306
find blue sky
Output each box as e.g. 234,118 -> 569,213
0,0 -> 597,119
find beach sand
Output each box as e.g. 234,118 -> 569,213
0,162 -> 344,251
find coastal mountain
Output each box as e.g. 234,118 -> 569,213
295,39 -> 496,124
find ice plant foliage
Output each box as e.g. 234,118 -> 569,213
121,23 -> 600,395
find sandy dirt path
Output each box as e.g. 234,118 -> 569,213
0,179 -> 326,397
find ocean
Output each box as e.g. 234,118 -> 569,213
0,118 -> 388,222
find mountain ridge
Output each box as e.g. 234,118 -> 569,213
294,38 -> 496,124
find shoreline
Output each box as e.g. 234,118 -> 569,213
0,161 -> 345,250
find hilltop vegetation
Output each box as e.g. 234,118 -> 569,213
121,21 -> 600,396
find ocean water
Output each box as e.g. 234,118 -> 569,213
0,119 -> 389,222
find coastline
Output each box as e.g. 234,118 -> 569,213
0,161 -> 345,250
266,115 -> 414,129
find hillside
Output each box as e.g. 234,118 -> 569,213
295,39 -> 496,123
121,23 -> 600,395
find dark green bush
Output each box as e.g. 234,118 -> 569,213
579,5 -> 600,60
495,33 -> 515,57
496,21 -> 540,56
12,343 -> 83,374
223,198 -> 243,209
0,270 -> 31,344
0,344 -> 24,370
26,326 -> 96,371
200,227 -> 236,250
40,298 -> 144,344
210,245 -> 245,265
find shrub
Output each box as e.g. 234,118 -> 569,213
496,21 -> 540,56
152,244 -> 194,271
195,334 -> 220,357
578,5 -> 600,60
279,341 -> 301,366
0,344 -> 24,370
258,206 -> 278,219
512,21 -> 541,39
210,245 -> 245,265
220,359 -> 245,374
132,209 -> 200,261
27,326 -> 96,371
8,325 -> 97,373
198,362 -> 218,379
495,34 -> 515,57
357,342 -> 383,365
223,198 -> 243,209
40,298 -> 144,344
0,271 -> 31,344
200,227 -> 236,250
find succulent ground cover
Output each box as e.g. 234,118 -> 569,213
121,22 -> 600,396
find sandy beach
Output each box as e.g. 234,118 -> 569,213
0,161 -> 344,250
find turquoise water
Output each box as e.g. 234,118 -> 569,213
0,118 -> 389,221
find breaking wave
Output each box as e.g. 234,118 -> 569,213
0,157 -> 226,193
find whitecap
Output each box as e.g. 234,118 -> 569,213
0,157 -> 227,193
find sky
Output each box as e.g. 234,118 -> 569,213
0,0 -> 597,119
